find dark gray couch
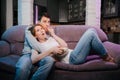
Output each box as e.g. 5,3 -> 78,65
0,25 -> 120,80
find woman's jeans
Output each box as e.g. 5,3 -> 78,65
15,54 -> 54,80
69,28 -> 107,64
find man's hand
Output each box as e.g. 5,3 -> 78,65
48,28 -> 55,36
39,23 -> 49,32
50,46 -> 64,55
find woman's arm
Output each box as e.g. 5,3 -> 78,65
31,49 -> 52,64
48,28 -> 68,48
31,46 -> 63,64
25,26 -> 41,51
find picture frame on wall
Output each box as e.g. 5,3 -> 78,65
103,0 -> 119,18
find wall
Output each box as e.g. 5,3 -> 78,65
18,0 -> 33,25
86,0 -> 101,28
6,0 -> 13,29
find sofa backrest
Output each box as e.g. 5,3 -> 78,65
1,25 -> 108,55
1,25 -> 27,55
54,25 -> 108,49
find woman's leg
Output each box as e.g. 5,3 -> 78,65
31,56 -> 54,80
15,53 -> 32,80
69,28 -> 107,64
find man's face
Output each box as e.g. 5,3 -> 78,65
40,16 -> 50,28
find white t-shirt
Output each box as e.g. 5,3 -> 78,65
38,37 -> 73,64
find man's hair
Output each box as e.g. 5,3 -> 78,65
38,12 -> 50,21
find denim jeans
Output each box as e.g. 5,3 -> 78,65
69,28 -> 107,65
15,53 -> 54,80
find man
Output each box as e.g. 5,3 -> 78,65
15,12 -> 54,80
38,12 -> 51,28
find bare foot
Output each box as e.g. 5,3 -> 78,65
101,54 -> 115,63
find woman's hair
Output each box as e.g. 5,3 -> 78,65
29,24 -> 45,36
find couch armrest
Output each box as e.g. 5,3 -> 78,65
103,41 -> 120,64
0,41 -> 10,57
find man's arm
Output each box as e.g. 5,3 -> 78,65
48,28 -> 68,48
25,26 -> 41,52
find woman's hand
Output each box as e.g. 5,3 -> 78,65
31,50 -> 39,64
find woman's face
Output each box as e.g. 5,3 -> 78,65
34,25 -> 47,41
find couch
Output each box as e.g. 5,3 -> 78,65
0,25 -> 120,80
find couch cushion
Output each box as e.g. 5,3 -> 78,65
54,25 -> 108,42
54,25 -> 108,49
1,25 -> 28,55
10,42 -> 24,55
55,58 -> 118,71
1,25 -> 27,43
0,41 -> 10,57
54,25 -> 87,42
0,55 -> 20,73
103,41 -> 120,64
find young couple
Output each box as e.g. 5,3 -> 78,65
15,13 -> 114,80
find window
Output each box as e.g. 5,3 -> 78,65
68,0 -> 86,22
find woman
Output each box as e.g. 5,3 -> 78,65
15,13 -> 54,80
15,26 -> 55,80
29,23 -> 115,65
